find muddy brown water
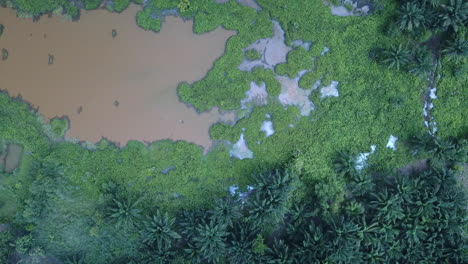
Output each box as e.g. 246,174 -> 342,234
0,5 -> 236,149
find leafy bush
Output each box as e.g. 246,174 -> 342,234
50,117 -> 69,138
84,0 -> 101,10
10,0 -> 65,16
244,49 -> 261,61
1,48 -> 7,61
136,8 -> 161,32
112,0 -> 130,13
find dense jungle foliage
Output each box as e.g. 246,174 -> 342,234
0,135 -> 466,263
0,0 -> 466,263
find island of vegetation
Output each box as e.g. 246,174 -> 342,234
0,0 -> 466,263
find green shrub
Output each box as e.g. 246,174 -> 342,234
50,117 -> 69,138
177,0 -> 190,12
2,48 -> 8,61
84,0 -> 101,10
136,8 -> 161,32
10,0 -> 64,16
245,49 -> 261,61
112,0 -> 130,13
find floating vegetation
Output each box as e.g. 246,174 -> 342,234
113,100 -> 119,107
48,54 -> 54,65
112,29 -> 117,38
244,48 -> 261,61
2,48 -> 8,61
0,24 -> 4,37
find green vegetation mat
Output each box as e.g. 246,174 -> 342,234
0,0 -> 466,263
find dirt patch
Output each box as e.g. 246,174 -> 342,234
0,5 -> 235,150
229,134 -> 253,160
320,81 -> 339,99
326,0 -> 372,16
291,40 -> 312,51
240,81 -> 268,109
238,21 -> 291,72
399,159 -> 430,176
386,135 -> 398,151
356,145 -> 376,170
277,70 -> 315,116
260,120 -> 274,137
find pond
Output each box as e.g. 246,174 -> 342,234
0,5 -> 235,149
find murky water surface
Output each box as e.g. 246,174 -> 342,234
0,5 -> 235,149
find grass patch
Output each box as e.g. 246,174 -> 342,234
50,117 -> 69,138
245,49 -> 261,61
84,0 -> 102,10
136,8 -> 162,32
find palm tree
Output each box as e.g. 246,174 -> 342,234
142,209 -> 181,246
442,32 -> 468,64
210,198 -> 242,226
333,151 -> 358,178
248,194 -> 275,228
423,0 -> 446,8
369,189 -> 405,224
409,45 -> 434,77
192,220 -> 228,263
227,221 -> 260,264
142,240 -> 176,264
254,169 -> 294,199
380,44 -> 411,70
397,2 -> 428,33
178,209 -> 208,239
265,239 -> 296,264
439,0 -> 468,32
108,196 -> 143,229
64,255 -> 84,264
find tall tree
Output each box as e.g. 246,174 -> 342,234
397,2 -> 428,33
439,0 -> 468,32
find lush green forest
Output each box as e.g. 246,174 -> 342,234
0,0 -> 467,263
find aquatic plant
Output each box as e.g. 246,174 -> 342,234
84,0 -> 102,10
380,44 -> 411,70
136,7 -> 161,32
48,54 -> 54,65
245,49 -> 261,61
1,48 -> 8,61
